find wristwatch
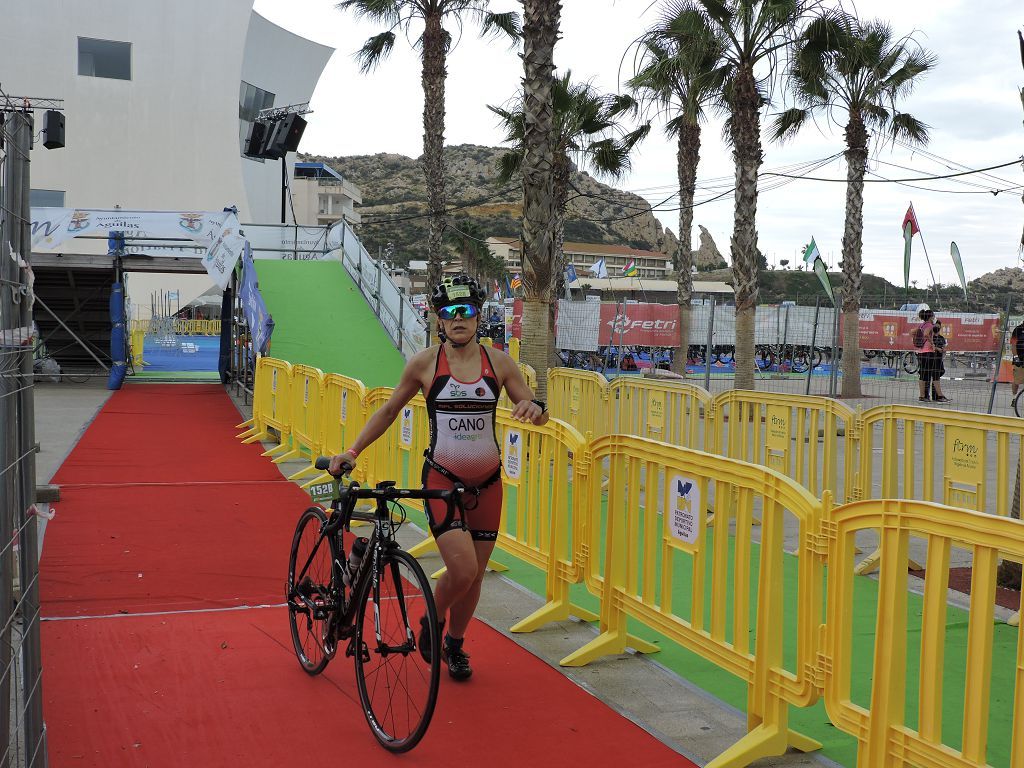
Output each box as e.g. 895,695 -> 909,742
531,399 -> 547,413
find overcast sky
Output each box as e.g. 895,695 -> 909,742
254,0 -> 1023,287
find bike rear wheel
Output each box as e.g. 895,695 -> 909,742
286,506 -> 337,675
354,548 -> 440,753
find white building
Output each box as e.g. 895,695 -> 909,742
0,0 -> 334,223
292,162 -> 362,227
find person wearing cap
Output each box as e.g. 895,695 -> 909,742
328,274 -> 548,681
912,304 -> 949,402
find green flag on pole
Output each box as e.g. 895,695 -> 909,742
903,221 -> 914,294
813,256 -> 835,306
950,241 -> 968,301
802,237 -> 821,268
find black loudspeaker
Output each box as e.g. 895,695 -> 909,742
43,110 -> 65,149
243,120 -> 268,157
262,113 -> 307,159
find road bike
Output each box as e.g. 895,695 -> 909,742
286,457 -> 464,752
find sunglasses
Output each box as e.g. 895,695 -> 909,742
437,304 -> 479,320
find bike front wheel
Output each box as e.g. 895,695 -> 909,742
286,506 -> 337,675
353,548 -> 440,753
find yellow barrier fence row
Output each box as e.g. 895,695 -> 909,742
129,319 -> 222,335
241,358 -> 1024,768
825,499 -> 1024,768
566,434 -> 825,766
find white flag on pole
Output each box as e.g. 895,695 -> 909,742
590,258 -> 608,278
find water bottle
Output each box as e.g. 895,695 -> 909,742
344,536 -> 369,587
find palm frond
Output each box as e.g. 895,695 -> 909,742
768,107 -> 809,142
354,31 -> 398,72
889,111 -> 930,146
477,10 -> 521,42
337,0 -> 403,26
494,150 -> 522,185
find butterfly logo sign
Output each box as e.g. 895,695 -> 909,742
504,430 -> 522,481
670,476 -> 700,545
400,407 -> 413,446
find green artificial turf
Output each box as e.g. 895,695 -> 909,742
254,260 -> 406,390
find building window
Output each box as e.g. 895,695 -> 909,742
30,189 -> 66,208
78,37 -> 131,80
239,81 -> 276,159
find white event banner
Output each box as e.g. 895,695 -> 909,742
31,207 -> 246,289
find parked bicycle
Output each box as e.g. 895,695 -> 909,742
286,457 -> 465,752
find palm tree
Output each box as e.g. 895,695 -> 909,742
490,72 -> 647,369
668,0 -> 821,390
338,0 -> 520,301
448,219 -> 506,285
771,13 -> 934,397
517,0 -> 560,399
627,4 -> 726,375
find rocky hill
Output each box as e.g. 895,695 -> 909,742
300,144 -> 678,263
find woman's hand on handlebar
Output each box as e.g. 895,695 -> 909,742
328,450 -> 358,477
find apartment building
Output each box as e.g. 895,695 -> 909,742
487,237 -> 674,280
292,162 -> 362,226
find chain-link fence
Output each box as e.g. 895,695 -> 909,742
1,110 -> 47,767
551,295 -> 1017,415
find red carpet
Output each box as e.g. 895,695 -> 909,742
40,483 -> 305,617
51,384 -> 283,485
42,384 -> 695,767
44,609 -> 689,767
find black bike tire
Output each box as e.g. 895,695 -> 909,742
354,548 -> 440,753
903,352 -> 919,375
1014,391 -> 1023,419
286,506 -> 335,676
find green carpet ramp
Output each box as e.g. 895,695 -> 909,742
254,260 -> 405,389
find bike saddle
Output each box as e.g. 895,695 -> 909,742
376,480 -> 397,489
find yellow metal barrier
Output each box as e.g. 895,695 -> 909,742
269,365 -> 325,481
824,499 -> 1024,768
609,376 -> 712,449
564,434 -> 825,767
494,412 -> 597,631
129,328 -> 147,369
713,391 -> 857,504
548,368 -> 610,439
362,389 -> 431,495
172,318 -> 221,335
238,358 -> 292,454
507,336 -> 520,361
856,405 -> 1024,579
301,373 -> 369,489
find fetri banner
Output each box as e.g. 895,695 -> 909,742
855,312 -> 1001,352
508,300 -> 681,347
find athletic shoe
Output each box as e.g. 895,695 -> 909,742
442,639 -> 472,681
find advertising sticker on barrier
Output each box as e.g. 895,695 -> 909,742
340,390 -> 348,422
766,405 -> 789,471
944,425 -> 984,509
669,476 -> 701,546
504,431 -> 522,482
400,407 -> 413,446
648,391 -> 666,436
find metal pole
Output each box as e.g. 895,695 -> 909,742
829,303 -> 840,397
781,304 -> 790,373
280,158 -> 287,225
704,296 -> 715,392
12,112 -> 44,766
806,297 -> 820,396
34,296 -> 110,371
988,295 -> 1013,414
0,110 -> 17,768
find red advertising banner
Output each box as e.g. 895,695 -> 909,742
508,300 -> 682,347
598,303 -> 680,346
856,312 -> 1001,352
